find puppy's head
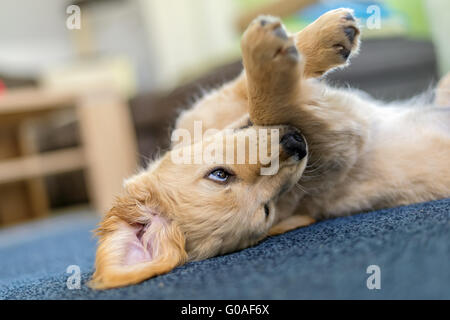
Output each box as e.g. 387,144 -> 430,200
90,124 -> 307,289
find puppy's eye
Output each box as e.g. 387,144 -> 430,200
207,168 -> 232,183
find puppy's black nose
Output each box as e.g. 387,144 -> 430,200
281,131 -> 307,160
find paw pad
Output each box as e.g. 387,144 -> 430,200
344,13 -> 355,21
344,27 -> 358,44
274,25 -> 288,40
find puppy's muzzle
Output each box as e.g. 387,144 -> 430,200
281,130 -> 307,160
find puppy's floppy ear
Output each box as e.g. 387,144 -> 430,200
89,199 -> 187,290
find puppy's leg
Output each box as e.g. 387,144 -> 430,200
242,16 -> 368,206
296,8 -> 361,77
268,214 -> 316,236
436,72 -> 450,106
241,16 -> 303,126
239,8 -> 360,124
175,9 -> 360,137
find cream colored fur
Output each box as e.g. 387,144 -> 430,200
90,9 -> 450,289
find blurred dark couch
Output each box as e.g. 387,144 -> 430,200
40,37 -> 439,208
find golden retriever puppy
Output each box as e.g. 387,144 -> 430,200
90,9 -> 450,289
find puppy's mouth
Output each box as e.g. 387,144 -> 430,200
270,148 -> 308,203
267,168 -> 301,205
274,181 -> 291,200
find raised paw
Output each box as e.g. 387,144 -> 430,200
328,9 -> 360,60
241,16 -> 303,127
296,8 -> 361,77
241,15 -> 301,77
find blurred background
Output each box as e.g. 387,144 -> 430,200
0,0 -> 449,228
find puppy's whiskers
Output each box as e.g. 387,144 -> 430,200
305,153 -> 324,171
303,158 -> 328,180
295,182 -> 310,195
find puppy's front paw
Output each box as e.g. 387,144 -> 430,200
241,16 -> 300,74
326,9 -> 361,60
298,8 -> 361,77
241,16 -> 303,126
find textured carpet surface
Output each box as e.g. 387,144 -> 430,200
1,199 -> 449,300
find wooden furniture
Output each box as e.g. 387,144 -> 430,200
0,88 -> 138,225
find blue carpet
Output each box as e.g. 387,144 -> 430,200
1,199 -> 449,299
